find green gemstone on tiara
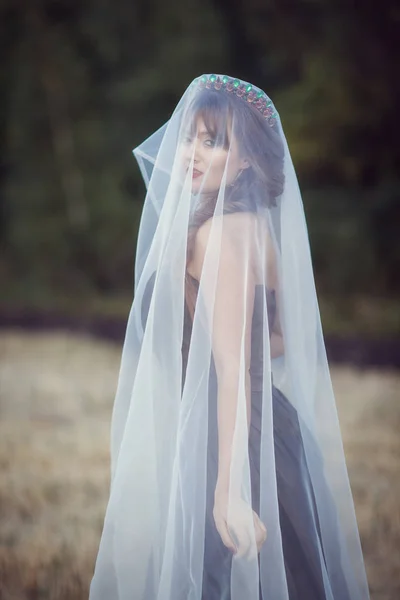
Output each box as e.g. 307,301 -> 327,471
194,75 -> 277,126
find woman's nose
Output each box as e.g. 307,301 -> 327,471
183,138 -> 200,165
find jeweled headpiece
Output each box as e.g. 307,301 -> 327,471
192,74 -> 278,128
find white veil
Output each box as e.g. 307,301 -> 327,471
89,74 -> 370,600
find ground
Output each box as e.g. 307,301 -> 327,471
0,331 -> 399,600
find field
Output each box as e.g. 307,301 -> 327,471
0,331 -> 399,599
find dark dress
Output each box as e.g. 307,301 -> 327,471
201,285 -> 351,600
141,278 -> 351,600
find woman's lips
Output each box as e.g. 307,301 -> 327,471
192,169 -> 202,179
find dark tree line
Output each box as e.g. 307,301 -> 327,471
0,0 -> 399,317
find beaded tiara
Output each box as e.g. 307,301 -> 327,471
191,74 -> 278,128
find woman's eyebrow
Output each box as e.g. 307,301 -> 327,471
198,129 -> 215,138
182,128 -> 209,137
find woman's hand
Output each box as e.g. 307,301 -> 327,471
213,487 -> 267,559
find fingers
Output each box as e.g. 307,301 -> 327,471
253,510 -> 266,535
214,503 -> 267,560
241,513 -> 266,561
231,515 -> 263,559
254,513 -> 267,539
215,516 -> 237,554
216,515 -> 251,558
234,524 -> 252,558
255,526 -> 267,554
254,513 -> 267,554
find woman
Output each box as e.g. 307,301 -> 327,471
89,74 -> 370,599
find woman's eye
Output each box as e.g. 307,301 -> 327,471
204,138 -> 216,148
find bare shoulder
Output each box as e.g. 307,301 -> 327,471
196,212 -> 260,249
189,212 -> 268,279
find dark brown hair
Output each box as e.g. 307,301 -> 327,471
184,87 -> 285,321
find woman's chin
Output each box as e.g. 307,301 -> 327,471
191,181 -> 219,196
191,178 -> 203,193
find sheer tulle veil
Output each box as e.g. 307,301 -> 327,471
89,74 -> 370,600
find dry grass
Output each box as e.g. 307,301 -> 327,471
0,331 -> 399,600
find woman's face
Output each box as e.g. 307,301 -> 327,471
181,116 -> 248,195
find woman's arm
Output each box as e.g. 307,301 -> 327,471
191,215 -> 267,556
192,217 -> 255,497
212,259 -> 254,497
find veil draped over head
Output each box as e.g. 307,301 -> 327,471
89,75 -> 370,600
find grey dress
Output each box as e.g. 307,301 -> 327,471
141,278 -> 351,600
201,285 -> 351,600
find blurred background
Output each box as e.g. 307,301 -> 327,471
0,1 -> 399,599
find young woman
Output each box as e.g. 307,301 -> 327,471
89,74 -> 370,599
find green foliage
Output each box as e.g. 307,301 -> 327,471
0,0 -> 399,334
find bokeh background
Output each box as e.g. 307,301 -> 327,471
0,1 -> 399,599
